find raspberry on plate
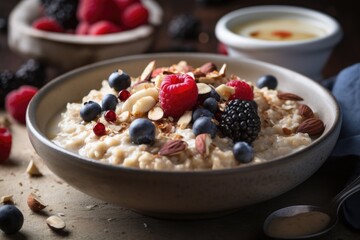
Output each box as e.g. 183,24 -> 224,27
159,73 -> 198,118
0,127 -> 12,163
121,3 -> 149,29
32,17 -> 65,33
88,21 -> 122,35
226,79 -> 254,101
5,86 -> 38,124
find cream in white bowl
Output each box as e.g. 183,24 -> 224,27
215,5 -> 343,80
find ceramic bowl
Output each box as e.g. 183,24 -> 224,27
8,0 -> 162,71
215,5 -> 343,80
26,53 -> 341,219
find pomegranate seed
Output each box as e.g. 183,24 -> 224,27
118,89 -> 131,102
104,110 -> 117,122
93,122 -> 106,136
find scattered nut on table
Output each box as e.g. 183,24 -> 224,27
46,215 -> 66,231
27,192 -> 47,212
26,160 -> 42,176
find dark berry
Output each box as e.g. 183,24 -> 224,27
203,97 -> 218,113
80,101 -> 101,122
192,108 -> 214,122
15,59 -> 46,88
233,141 -> 254,163
0,205 -> 24,234
0,18 -> 7,33
102,94 -> 118,111
208,88 -> 220,101
167,14 -> 200,39
0,127 -> 12,163
42,0 -> 79,29
0,70 -> 18,108
256,75 -> 278,89
192,116 -> 217,138
93,122 -> 106,136
129,118 -> 155,145
108,70 -> 131,92
104,110 -> 117,122
118,89 -> 131,102
220,99 -> 261,144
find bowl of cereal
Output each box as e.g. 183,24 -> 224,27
8,0 -> 162,71
26,53 -> 341,219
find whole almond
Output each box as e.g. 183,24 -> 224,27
46,215 -> 66,231
158,140 -> 187,156
200,62 -> 217,74
195,134 -> 212,156
297,118 -> 325,136
27,192 -> 47,212
277,92 -> 304,101
298,104 -> 314,119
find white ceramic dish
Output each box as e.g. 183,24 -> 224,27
8,0 -> 162,71
26,53 -> 341,219
215,5 -> 343,80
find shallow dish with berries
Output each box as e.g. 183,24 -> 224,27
8,0 -> 162,71
26,53 -> 341,219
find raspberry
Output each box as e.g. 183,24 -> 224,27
88,21 -> 122,35
5,86 -> 38,125
77,0 -> 120,24
121,3 -> 149,29
226,79 -> 254,101
114,0 -> 140,10
0,127 -> 12,163
32,17 -> 65,33
75,21 -> 90,35
159,74 -> 198,118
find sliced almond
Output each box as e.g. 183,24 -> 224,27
131,82 -> 155,92
46,215 -> 66,231
158,140 -> 187,156
197,83 -> 212,95
195,134 -> 212,156
218,63 -> 227,77
298,104 -> 314,119
27,192 -> 47,212
148,106 -> 164,121
277,92 -> 303,101
26,160 -> 42,176
1,195 -> 14,204
131,96 -> 157,117
140,60 -> 155,82
122,88 -> 158,112
215,84 -> 235,100
177,111 -> 192,129
297,118 -> 325,136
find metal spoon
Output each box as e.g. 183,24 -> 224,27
263,174 -> 360,239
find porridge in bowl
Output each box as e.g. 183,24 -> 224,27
51,61 -> 325,170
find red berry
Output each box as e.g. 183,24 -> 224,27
77,0 -> 120,24
159,74 -> 198,118
32,17 -> 65,33
5,86 -> 38,124
0,127 -> 12,163
226,80 -> 254,101
93,122 -> 106,136
118,90 -> 131,102
104,110 -> 117,122
75,21 -> 90,35
217,42 -> 228,55
88,21 -> 122,35
114,0 -> 140,10
121,3 -> 149,29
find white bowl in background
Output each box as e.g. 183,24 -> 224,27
8,0 -> 163,71
215,5 -> 343,80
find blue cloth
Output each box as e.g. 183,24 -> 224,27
322,63 -> 360,229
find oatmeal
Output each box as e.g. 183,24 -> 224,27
52,61 -> 324,170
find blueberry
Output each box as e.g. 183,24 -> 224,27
208,88 -> 220,101
203,97 -> 218,113
233,141 -> 254,163
80,101 -> 102,122
192,116 -> 217,138
101,94 -> 118,111
0,205 -> 24,234
192,108 -> 214,122
129,118 -> 155,145
108,70 -> 131,92
256,75 -> 278,89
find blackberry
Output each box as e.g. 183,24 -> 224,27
15,59 -> 46,88
42,0 -> 79,29
220,99 -> 260,144
0,70 -> 19,108
167,14 -> 200,39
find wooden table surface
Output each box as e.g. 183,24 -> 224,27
1,1 -> 360,239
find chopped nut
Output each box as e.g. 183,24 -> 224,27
197,83 -> 212,95
26,160 -> 42,176
46,215 -> 66,231
215,84 -> 235,100
158,140 -> 187,156
177,111 -> 192,129
200,62 -> 217,74
1,195 -> 14,204
0,116 -> 11,128
218,63 -> 227,77
27,192 -> 47,212
195,134 -> 212,156
148,106 -> 164,121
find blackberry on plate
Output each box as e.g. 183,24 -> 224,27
220,99 -> 261,144
42,0 -> 79,29
15,59 -> 46,88
167,14 -> 200,39
0,70 -> 19,108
